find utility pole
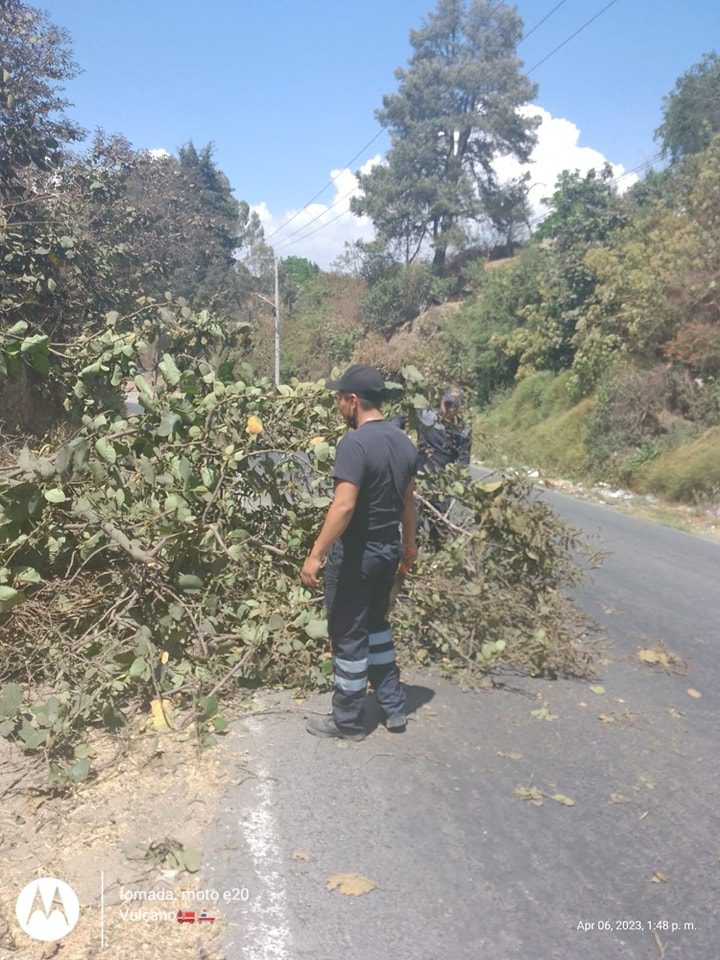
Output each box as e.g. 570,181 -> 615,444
254,252 -> 281,387
273,252 -> 280,388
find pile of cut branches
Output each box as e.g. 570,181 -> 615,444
0,333 -> 598,783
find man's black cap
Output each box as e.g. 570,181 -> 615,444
325,363 -> 385,400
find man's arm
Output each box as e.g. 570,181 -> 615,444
300,481 -> 358,586
400,478 -> 417,570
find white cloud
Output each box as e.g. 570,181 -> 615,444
252,154 -> 382,269
147,147 -> 171,160
254,107 -> 637,266
493,105 -> 638,222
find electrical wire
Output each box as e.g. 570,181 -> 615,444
275,203 -> 353,251
521,0 -> 569,43
525,152 -> 663,231
526,0 -> 618,74
272,184 -> 358,251
272,0 -> 625,254
267,0 -> 515,247
263,129 -> 385,242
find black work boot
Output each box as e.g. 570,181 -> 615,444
385,714 -> 407,732
305,715 -> 366,742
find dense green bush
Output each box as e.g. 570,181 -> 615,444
362,262 -> 455,336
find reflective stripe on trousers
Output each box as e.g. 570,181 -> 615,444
324,538 -> 405,733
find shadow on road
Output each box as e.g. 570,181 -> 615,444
363,683 -> 436,733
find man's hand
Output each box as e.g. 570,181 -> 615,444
399,543 -> 418,575
301,554 -> 323,587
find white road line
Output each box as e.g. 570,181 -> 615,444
237,718 -> 293,960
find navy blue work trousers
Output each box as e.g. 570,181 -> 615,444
324,537 -> 406,733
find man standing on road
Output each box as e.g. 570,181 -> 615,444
416,385 -> 471,544
417,385 -> 471,473
301,364 -> 419,742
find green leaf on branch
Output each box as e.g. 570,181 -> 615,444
157,412 -> 181,437
95,438 -> 117,464
304,619 -> 328,640
477,481 -> 503,493
159,353 -> 181,387
44,488 -> 67,503
0,683 -> 23,716
18,721 -> 47,750
69,758 -> 91,782
20,334 -> 49,353
198,697 -> 218,719
129,657 -> 147,678
0,586 -> 25,612
6,321 -> 28,336
178,573 -> 204,592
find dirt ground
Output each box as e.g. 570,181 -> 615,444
0,711 -> 253,960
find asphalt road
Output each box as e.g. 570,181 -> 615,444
201,478 -> 719,960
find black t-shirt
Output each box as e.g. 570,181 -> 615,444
331,419 -> 419,540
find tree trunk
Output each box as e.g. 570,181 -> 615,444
432,243 -> 447,275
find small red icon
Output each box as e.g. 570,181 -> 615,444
198,911 -> 215,923
176,910 -> 196,924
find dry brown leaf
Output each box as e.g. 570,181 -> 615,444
325,873 -> 376,896
635,638 -> 687,674
589,685 -> 605,695
687,688 -> 702,699
148,697 -> 174,731
551,793 -> 575,806
598,713 -> 616,724
514,785 -> 543,806
530,703 -> 558,721
294,850 -> 312,862
650,871 -> 668,883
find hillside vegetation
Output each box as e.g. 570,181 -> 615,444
340,53 -> 720,506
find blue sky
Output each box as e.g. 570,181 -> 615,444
42,0 -> 720,265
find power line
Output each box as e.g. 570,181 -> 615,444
263,129 -> 385,242
268,0 -> 542,252
521,0 -> 569,43
526,0 -> 619,74
273,0 -> 625,254
275,204 -> 353,252
273,183 -> 358,251
526,153 -> 663,231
